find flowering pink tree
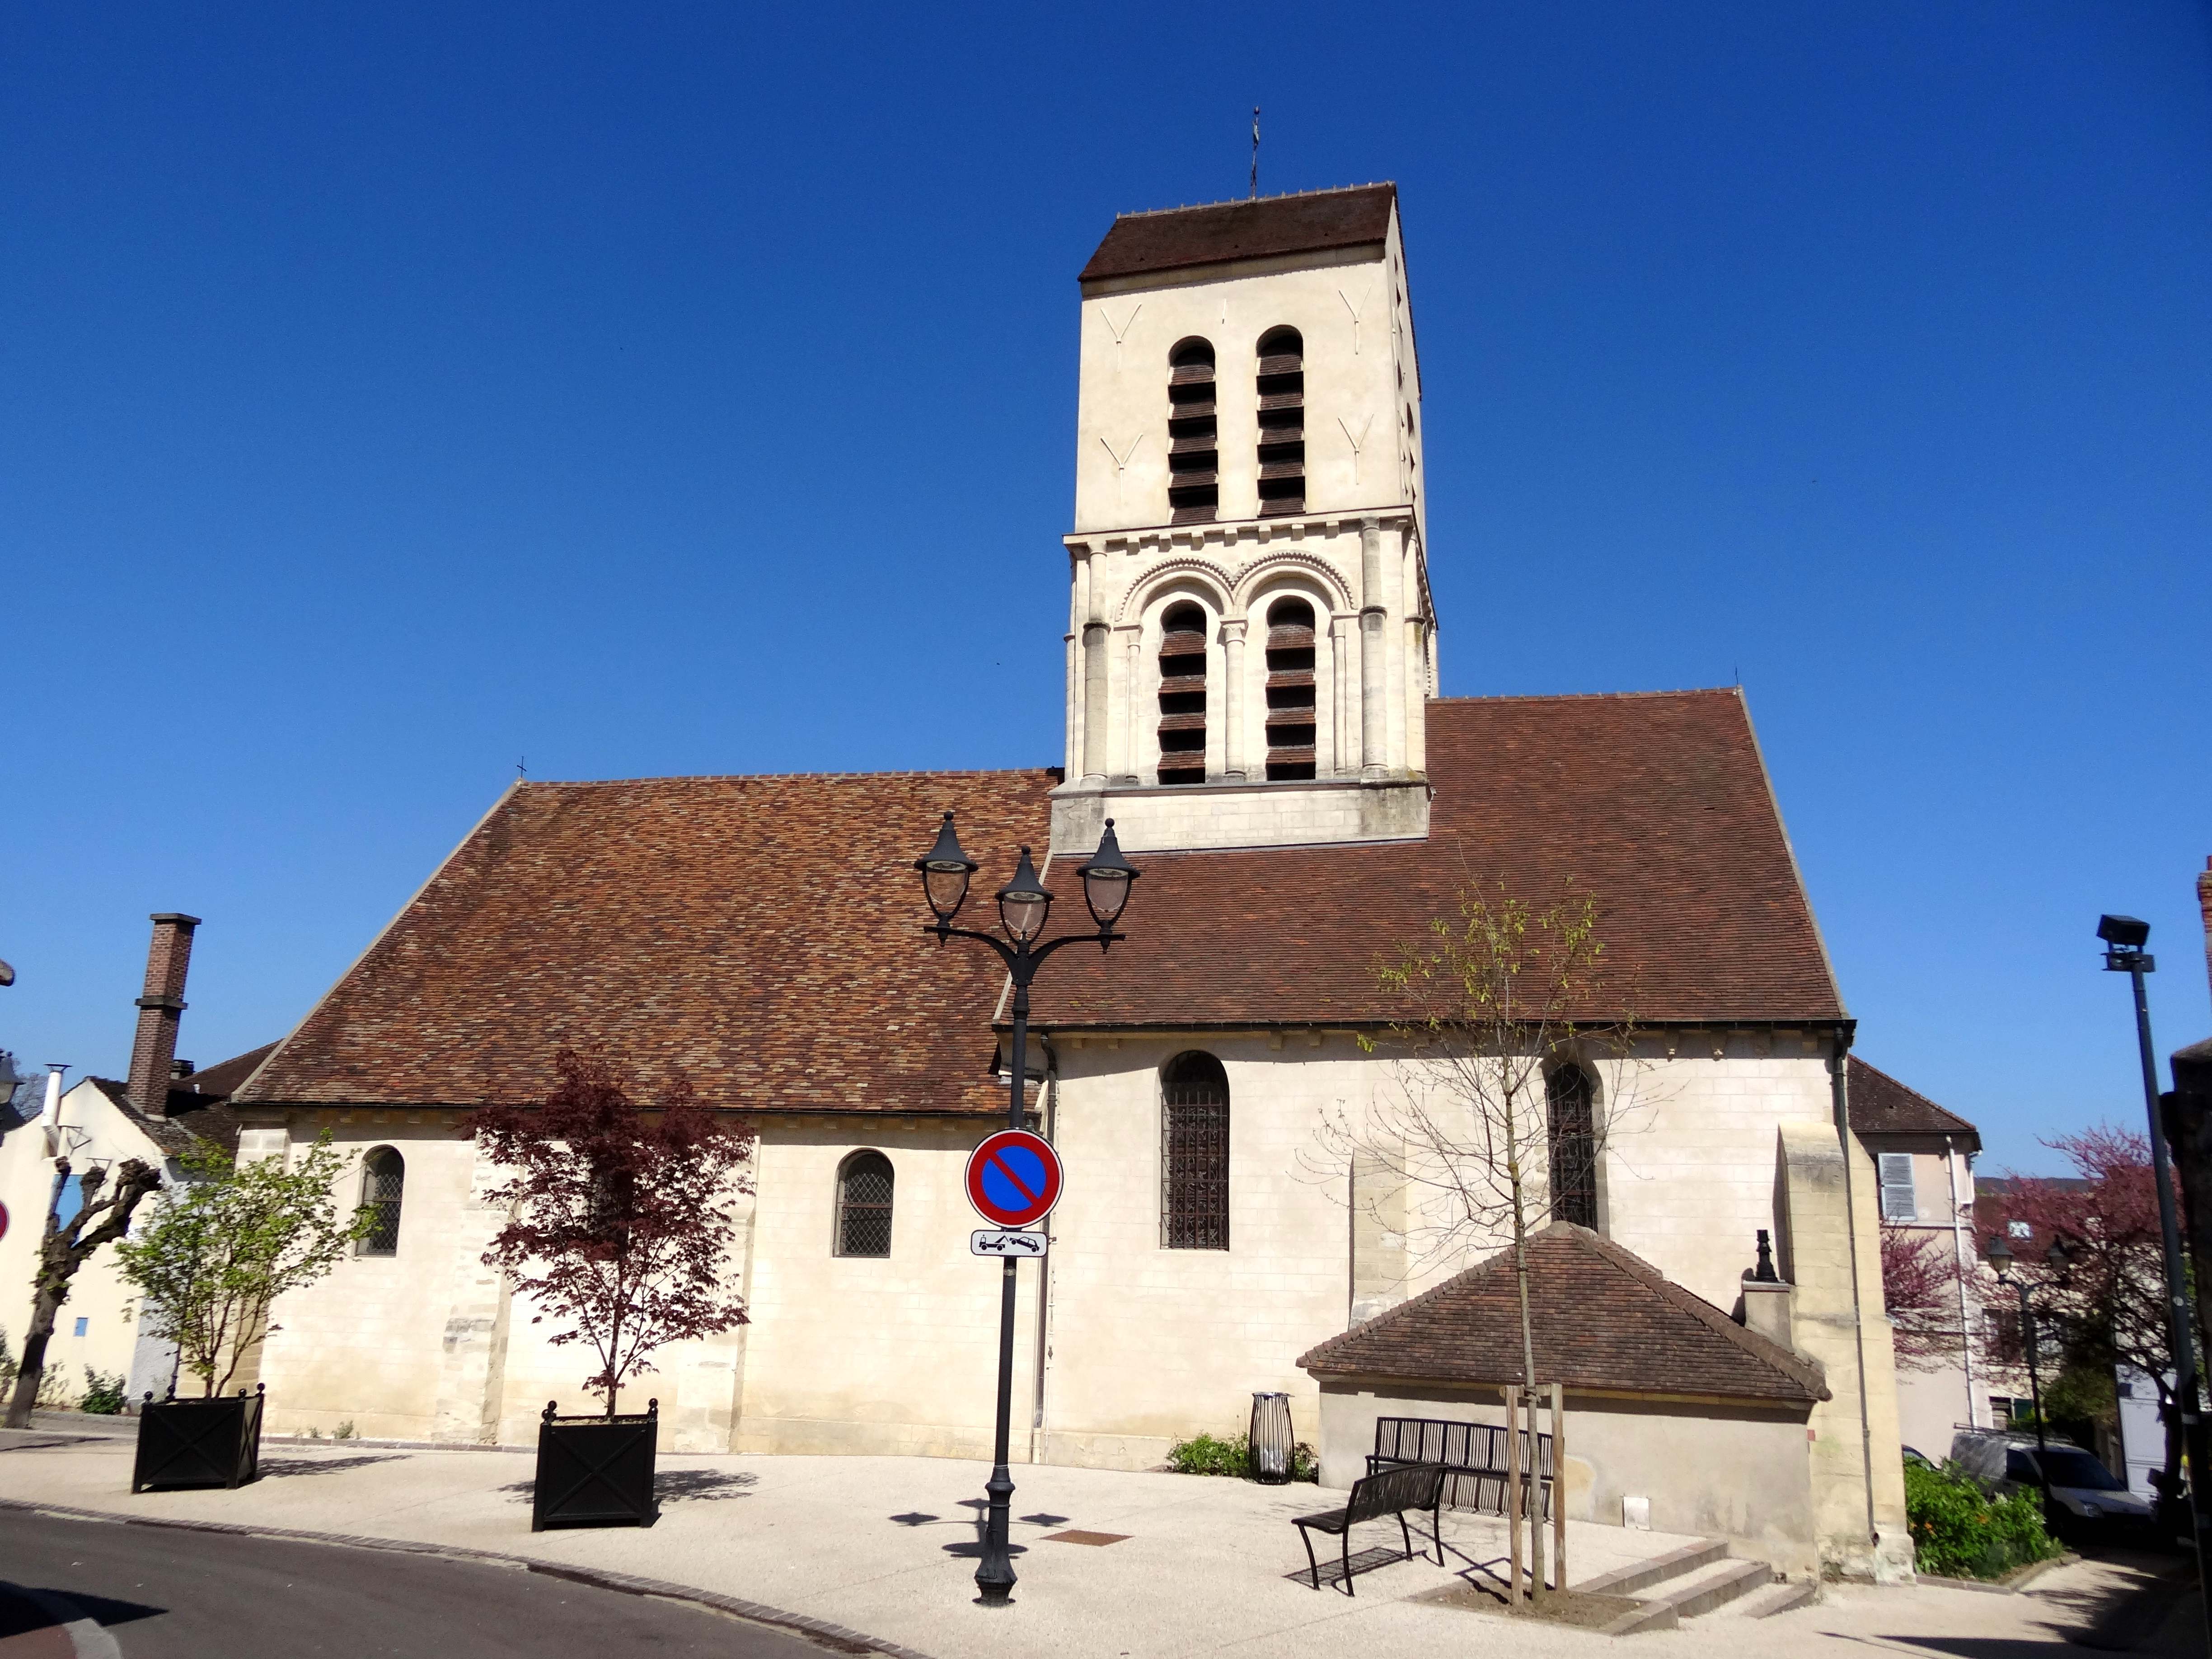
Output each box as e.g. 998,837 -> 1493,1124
1879,1224 -> 1964,1371
1985,1125 -> 2186,1489
476,1050 -> 753,1418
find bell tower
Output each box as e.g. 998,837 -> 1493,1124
1050,183 -> 1437,856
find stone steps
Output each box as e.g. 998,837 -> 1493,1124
1705,1576 -> 1821,1620
1578,1539 -> 1806,1635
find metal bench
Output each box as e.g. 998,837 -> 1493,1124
1366,1415 -> 1553,1520
1291,1461 -> 1448,1595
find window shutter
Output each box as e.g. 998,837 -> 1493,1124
1878,1153 -> 1917,1222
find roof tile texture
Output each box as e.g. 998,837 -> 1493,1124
238,689 -> 1840,1111
240,771 -> 1056,1111
1848,1056 -> 1979,1145
1298,1222 -> 1830,1405
1031,691 -> 1844,1028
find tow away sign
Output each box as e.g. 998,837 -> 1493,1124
971,1229 -> 1048,1258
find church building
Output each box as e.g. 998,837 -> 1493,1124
227,185 -> 1913,1580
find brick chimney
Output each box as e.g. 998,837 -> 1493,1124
126,913 -> 200,1117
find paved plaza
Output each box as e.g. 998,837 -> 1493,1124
0,1421 -> 2197,1658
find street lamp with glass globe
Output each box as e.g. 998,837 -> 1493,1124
914,814 -> 1137,1606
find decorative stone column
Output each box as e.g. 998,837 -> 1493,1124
1220,617 -> 1248,780
1081,624 -> 1109,781
1359,518 -> 1387,778
1330,615 -> 1354,776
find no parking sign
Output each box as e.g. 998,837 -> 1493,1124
964,1129 -> 1063,1230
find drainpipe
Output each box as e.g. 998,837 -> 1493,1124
1830,1026 -> 1879,1551
1031,1043 -> 1059,1464
1945,1135 -> 1977,1430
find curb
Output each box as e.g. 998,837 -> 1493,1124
0,1497 -> 942,1659
1915,1551 -> 2078,1596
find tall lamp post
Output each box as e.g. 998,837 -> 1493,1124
2098,914 -> 2212,1612
915,812 -> 1138,1606
1983,1231 -> 2071,1520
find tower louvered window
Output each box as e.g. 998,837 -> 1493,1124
1167,339 -> 1218,524
1264,596 -> 1317,780
1255,326 -> 1304,516
1156,600 -> 1208,786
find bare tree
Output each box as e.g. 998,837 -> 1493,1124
1312,881 -> 1650,1603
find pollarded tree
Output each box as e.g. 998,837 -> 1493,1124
475,1049 -> 754,1418
115,1133 -> 370,1398
1311,881 -> 1652,1601
5,1157 -> 162,1427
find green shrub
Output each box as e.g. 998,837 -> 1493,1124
1168,1431 -> 1248,1476
79,1368 -> 129,1415
1166,1431 -> 1319,1481
1905,1458 -> 2062,1579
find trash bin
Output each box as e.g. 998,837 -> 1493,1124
1249,1391 -> 1294,1484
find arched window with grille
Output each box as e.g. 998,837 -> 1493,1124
1546,1066 -> 1598,1230
1263,596 -> 1317,780
1255,327 -> 1304,515
835,1151 -> 895,1258
1167,338 -> 1218,523
1162,1052 -> 1229,1249
1156,600 -> 1208,785
358,1147 -> 404,1257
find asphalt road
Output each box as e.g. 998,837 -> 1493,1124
0,1510 -> 845,1658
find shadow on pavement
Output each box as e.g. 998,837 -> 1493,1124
0,1583 -> 166,1635
496,1467 -> 759,1504
259,1455 -> 406,1479
654,1469 -> 757,1504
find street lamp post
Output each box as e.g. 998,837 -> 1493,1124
1984,1232 -> 2071,1522
2098,915 -> 2212,1613
915,813 -> 1138,1606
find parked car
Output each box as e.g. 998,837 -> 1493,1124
1949,1430 -> 2154,1540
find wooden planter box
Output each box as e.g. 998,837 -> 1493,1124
533,1399 -> 660,1531
132,1385 -> 265,1493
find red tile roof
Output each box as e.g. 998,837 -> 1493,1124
1080,185 -> 1397,285
238,770 -> 1058,1112
1030,690 -> 1844,1029
236,689 -> 1841,1113
1298,1222 -> 1830,1405
1848,1057 -> 1980,1148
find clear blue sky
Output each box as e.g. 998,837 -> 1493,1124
5,4 -> 2207,1174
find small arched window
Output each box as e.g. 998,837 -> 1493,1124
1263,596 -> 1317,781
1546,1066 -> 1598,1230
1167,339 -> 1218,524
358,1147 -> 404,1257
1162,1052 -> 1229,1249
1255,327 -> 1304,516
835,1151 -> 895,1258
1156,600 -> 1209,786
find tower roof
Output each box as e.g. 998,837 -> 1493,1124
1079,184 -> 1397,285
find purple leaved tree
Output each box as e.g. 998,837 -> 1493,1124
475,1049 -> 754,1418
